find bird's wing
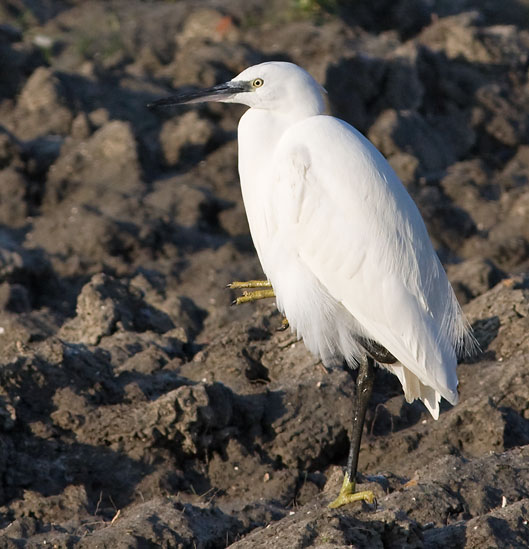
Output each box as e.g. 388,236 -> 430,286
270,116 -> 461,408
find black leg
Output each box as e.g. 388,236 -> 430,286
346,355 -> 375,484
328,355 -> 376,508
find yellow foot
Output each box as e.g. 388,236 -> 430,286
228,280 -> 275,305
231,289 -> 275,305
227,280 -> 272,289
328,474 -> 376,508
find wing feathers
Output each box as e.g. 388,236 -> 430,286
270,115 -> 469,415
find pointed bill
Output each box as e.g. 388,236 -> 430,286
147,81 -> 250,109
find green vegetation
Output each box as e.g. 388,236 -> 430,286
75,12 -> 124,61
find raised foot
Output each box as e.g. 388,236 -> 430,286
231,289 -> 275,305
328,474 -> 376,509
227,280 -> 272,289
227,280 -> 275,305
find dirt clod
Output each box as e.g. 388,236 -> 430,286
1,1 -> 529,547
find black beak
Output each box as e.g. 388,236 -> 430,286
147,81 -> 250,110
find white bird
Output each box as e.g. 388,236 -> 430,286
149,61 -> 475,507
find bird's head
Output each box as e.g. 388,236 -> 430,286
148,61 -> 326,118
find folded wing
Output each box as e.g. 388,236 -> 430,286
270,116 -> 472,418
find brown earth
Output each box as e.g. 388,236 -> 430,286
1,0 -> 529,547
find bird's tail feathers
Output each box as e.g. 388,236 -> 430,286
389,363 -> 459,420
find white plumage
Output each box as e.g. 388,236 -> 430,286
234,62 -> 474,419
150,61 -> 475,421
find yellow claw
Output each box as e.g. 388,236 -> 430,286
328,473 -> 376,508
227,280 -> 272,289
232,288 -> 275,305
277,317 -> 290,331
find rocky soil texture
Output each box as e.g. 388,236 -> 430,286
1,0 -> 529,547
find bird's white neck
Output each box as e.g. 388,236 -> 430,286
237,108 -> 304,270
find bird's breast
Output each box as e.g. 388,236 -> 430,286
237,109 -> 292,273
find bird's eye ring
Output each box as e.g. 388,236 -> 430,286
252,78 -> 264,88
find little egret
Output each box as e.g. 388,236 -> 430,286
149,62 -> 475,508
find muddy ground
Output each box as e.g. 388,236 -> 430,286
1,0 -> 529,547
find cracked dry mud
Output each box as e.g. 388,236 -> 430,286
1,0 -> 529,547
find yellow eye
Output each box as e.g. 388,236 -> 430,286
252,78 -> 264,88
